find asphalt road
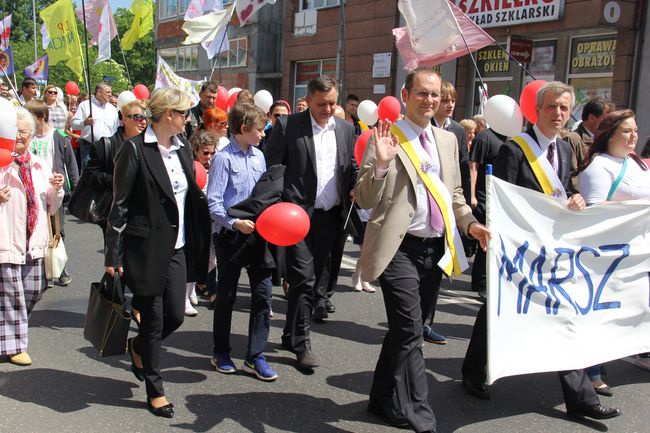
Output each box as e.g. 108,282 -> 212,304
0,215 -> 648,433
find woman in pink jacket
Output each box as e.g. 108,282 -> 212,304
0,107 -> 64,366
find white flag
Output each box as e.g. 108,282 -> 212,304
95,4 -> 114,65
184,0 -> 205,20
0,14 -> 11,51
182,4 -> 234,46
235,0 -> 275,25
40,23 -> 50,50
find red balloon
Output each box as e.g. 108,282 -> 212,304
0,137 -> 14,151
0,149 -> 13,168
354,129 -> 373,167
377,96 -> 401,122
519,80 -> 546,124
133,84 -> 150,100
256,202 -> 310,247
65,81 -> 79,95
194,160 -> 207,190
215,86 -> 229,110
226,91 -> 239,111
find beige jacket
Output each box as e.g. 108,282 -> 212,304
355,119 -> 477,281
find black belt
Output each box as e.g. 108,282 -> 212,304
313,205 -> 342,215
403,232 -> 443,245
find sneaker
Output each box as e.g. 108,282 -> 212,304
211,353 -> 236,374
59,270 -> 71,286
423,325 -> 447,345
242,356 -> 278,381
635,353 -> 650,370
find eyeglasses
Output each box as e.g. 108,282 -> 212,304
16,130 -> 31,139
47,90 -> 58,95
173,109 -> 190,117
127,113 -> 147,122
412,91 -> 441,100
202,150 -> 216,156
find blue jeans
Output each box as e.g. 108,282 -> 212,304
585,364 -> 603,381
212,232 -> 272,362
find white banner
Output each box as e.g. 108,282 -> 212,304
155,56 -> 205,105
486,175 -> 650,384
452,0 -> 564,29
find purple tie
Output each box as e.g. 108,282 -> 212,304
547,142 -> 556,173
419,131 -> 445,232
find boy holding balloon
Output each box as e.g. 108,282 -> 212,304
206,102 -> 278,382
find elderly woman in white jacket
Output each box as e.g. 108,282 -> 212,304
0,107 -> 64,366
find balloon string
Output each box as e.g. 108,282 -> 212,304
343,198 -> 355,230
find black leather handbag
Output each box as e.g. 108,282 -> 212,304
68,138 -> 112,223
83,273 -> 132,357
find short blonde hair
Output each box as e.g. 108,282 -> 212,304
147,88 -> 193,123
121,99 -> 147,116
460,119 -> 476,131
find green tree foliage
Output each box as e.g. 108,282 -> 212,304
0,2 -> 154,93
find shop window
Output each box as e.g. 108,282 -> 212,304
293,58 -> 340,108
567,34 -> 616,119
527,40 -> 557,83
473,45 -> 512,115
213,38 -> 248,69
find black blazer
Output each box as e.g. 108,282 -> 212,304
494,127 -> 572,195
85,127 -> 126,192
104,132 -> 211,296
264,110 -> 358,223
52,131 -> 80,200
434,119 -> 471,204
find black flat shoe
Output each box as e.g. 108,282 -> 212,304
595,385 -> 614,397
147,400 -> 174,418
367,400 -> 410,429
462,377 -> 490,400
127,338 -> 144,382
567,404 -> 621,420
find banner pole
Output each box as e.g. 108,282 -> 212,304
485,163 -> 493,385
0,63 -> 21,103
209,21 -> 230,83
113,20 -> 133,87
81,0 -> 94,142
32,0 -> 38,62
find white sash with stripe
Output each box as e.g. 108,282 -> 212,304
516,132 -> 567,200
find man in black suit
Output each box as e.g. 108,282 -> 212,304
265,76 -> 357,370
462,81 -> 621,421
185,82 -> 217,139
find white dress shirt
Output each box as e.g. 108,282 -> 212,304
532,124 -> 559,173
311,113 -> 340,211
144,126 -> 188,249
71,96 -> 119,141
404,118 -> 443,238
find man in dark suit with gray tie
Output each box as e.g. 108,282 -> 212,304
264,76 -> 357,370
462,81 -> 621,421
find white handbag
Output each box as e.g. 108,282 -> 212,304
45,211 -> 68,280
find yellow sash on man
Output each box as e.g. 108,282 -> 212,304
391,122 -> 468,277
512,133 -> 567,199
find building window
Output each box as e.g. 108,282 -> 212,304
293,58 -> 339,107
527,40 -> 557,83
567,33 -> 616,113
212,38 -> 248,69
160,0 -> 193,20
157,45 -> 199,71
301,0 -> 340,10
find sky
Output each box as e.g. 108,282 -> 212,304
109,0 -> 134,11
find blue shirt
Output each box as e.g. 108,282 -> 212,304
207,137 -> 266,233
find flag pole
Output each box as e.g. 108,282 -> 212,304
81,0 -> 94,142
113,20 -> 133,87
209,21 -> 230,83
32,0 -> 38,62
0,63 -> 21,103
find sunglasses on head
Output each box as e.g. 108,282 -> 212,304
127,113 -> 147,122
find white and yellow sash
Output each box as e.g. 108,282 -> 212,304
392,121 -> 469,277
512,133 -> 567,200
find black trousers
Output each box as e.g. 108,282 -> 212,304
283,207 -> 344,353
462,302 -> 600,411
315,221 -> 347,307
471,247 -> 486,293
133,248 -> 186,398
370,234 -> 443,433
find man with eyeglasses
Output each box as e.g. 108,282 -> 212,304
71,82 -> 119,170
355,67 -> 489,433
186,82 -> 218,139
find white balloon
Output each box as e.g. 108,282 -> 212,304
357,100 -> 378,126
117,91 -> 137,112
254,90 -> 273,113
228,87 -> 242,97
483,95 -> 523,138
0,98 -> 17,149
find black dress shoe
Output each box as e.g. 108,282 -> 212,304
127,338 -> 144,382
325,300 -> 336,313
296,351 -> 319,370
462,377 -> 490,400
567,404 -> 621,420
367,401 -> 410,429
313,305 -> 328,321
147,400 -> 174,418
595,385 -> 614,397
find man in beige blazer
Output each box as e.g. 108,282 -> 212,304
355,67 -> 489,433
